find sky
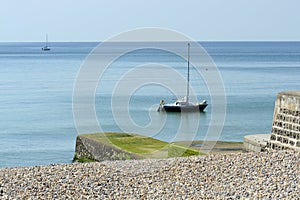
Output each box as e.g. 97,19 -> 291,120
1,0 -> 300,42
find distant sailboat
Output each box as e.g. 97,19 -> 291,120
41,34 -> 51,51
158,43 -> 208,112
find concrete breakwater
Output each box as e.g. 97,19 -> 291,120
74,134 -> 139,162
74,133 -> 200,162
0,151 -> 298,199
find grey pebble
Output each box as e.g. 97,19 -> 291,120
0,151 -> 299,199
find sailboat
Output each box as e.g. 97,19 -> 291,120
158,43 -> 208,112
41,34 -> 51,51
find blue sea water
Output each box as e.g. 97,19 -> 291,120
0,42 -> 299,167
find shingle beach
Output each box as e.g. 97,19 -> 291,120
0,151 -> 299,199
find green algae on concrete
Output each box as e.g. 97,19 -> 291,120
74,132 -> 201,162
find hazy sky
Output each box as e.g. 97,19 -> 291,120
1,0 -> 300,42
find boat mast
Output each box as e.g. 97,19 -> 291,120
45,34 -> 48,47
186,43 -> 190,103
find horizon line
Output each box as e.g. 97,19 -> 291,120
1,40 -> 300,43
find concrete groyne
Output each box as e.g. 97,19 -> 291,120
74,134 -> 139,162
74,133 -> 200,162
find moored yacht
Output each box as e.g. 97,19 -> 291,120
158,43 -> 208,112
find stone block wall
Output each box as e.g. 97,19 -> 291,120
267,91 -> 300,151
75,135 -> 140,162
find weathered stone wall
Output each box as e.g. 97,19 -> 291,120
267,91 -> 300,151
75,135 -> 140,162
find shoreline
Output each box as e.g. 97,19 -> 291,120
0,138 -> 245,169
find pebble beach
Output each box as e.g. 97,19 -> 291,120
0,151 -> 299,199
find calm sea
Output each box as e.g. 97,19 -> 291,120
0,42 -> 299,167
